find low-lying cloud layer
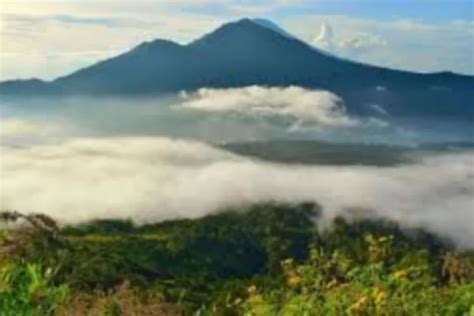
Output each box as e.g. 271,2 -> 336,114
0,116 -> 66,146
0,118 -> 46,137
179,86 -> 360,127
1,137 -> 473,248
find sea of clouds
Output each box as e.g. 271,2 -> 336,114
0,86 -> 368,146
2,85 -> 471,145
179,86 -> 364,127
0,85 -> 473,248
1,136 -> 473,248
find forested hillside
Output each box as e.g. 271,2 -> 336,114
1,203 -> 473,315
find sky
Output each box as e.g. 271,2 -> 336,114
0,0 -> 473,80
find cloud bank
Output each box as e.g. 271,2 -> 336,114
0,119 -> 44,137
312,23 -> 387,57
1,137 -> 473,248
179,86 -> 360,127
0,117 -> 64,141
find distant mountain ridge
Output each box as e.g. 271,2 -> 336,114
1,18 -> 473,117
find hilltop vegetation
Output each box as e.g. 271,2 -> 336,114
0,203 -> 473,315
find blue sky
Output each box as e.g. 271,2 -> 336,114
0,0 -> 473,80
190,0 -> 473,21
275,0 -> 473,21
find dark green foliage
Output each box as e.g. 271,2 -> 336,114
55,203 -> 317,291
62,219 -> 135,236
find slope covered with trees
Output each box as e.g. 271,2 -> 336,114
0,204 -> 473,315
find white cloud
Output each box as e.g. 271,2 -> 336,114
312,22 -> 387,57
0,119 -> 41,136
0,118 -> 55,137
1,136 -> 473,248
284,15 -> 474,74
179,86 -> 360,127
338,32 -> 387,52
0,117 -> 66,145
312,23 -> 335,51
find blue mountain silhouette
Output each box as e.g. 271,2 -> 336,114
1,18 -> 472,117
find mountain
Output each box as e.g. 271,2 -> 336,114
1,18 -> 473,117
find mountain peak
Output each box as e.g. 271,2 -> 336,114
251,18 -> 296,39
191,18 -> 287,45
223,17 -> 261,28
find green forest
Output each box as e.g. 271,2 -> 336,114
0,203 -> 473,315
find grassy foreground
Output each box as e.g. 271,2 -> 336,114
0,203 -> 473,315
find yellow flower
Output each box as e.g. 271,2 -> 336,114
376,292 -> 385,305
349,296 -> 368,312
287,274 -> 302,287
393,270 -> 407,279
373,287 -> 385,305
